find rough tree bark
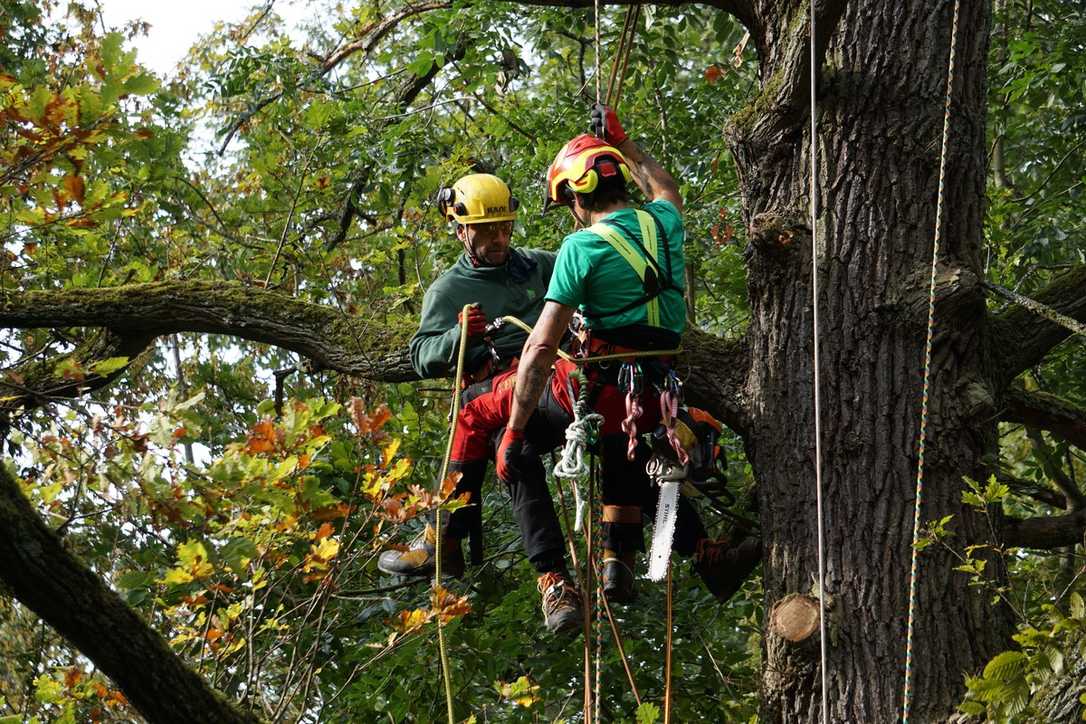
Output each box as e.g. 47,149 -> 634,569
726,0 -> 1011,720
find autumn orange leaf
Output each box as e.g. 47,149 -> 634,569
63,174 -> 85,204
245,419 -> 277,454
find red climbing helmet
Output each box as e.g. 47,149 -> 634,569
543,133 -> 633,212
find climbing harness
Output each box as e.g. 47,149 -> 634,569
902,1 -> 962,721
585,208 -> 677,327
485,314 -> 681,363
430,305 -> 474,724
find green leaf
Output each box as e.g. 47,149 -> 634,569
100,32 -> 124,73
1070,592 -> 1085,620
91,356 -> 130,375
28,85 -> 52,121
116,570 -> 153,590
983,650 -> 1027,681
122,72 -> 159,96
407,51 -> 436,77
636,702 -> 661,724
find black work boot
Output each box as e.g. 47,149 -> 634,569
377,524 -> 466,578
601,549 -> 637,604
693,535 -> 761,602
537,570 -> 584,636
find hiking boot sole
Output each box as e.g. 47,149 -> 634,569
545,608 -> 584,636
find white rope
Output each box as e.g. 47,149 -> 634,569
809,1 -> 830,722
553,408 -> 604,532
593,0 -> 602,104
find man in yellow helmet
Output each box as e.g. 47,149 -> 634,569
378,174 -> 582,633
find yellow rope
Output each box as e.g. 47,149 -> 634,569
433,305 -> 472,724
494,315 -> 681,363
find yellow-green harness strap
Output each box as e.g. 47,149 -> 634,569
587,210 -> 662,327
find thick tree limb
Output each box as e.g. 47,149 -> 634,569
997,470 -> 1067,510
989,264 -> 1086,387
0,282 -> 416,382
0,329 -> 155,421
0,462 -> 259,723
0,282 -> 752,433
1002,386 -> 1086,453
1002,507 -> 1086,549
755,0 -> 847,129
678,329 -> 751,435
504,0 -> 757,33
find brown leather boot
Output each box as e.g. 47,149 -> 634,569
601,549 -> 637,604
537,569 -> 583,636
693,535 -> 761,602
377,524 -> 466,578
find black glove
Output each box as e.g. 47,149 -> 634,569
590,103 -> 628,145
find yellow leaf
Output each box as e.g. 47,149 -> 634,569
313,536 -> 339,561
382,438 -> 401,467
162,567 -> 194,585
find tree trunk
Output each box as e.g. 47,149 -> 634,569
729,1 -> 1011,720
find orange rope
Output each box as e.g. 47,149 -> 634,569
664,563 -> 674,724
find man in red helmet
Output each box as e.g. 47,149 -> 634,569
496,106 -> 756,604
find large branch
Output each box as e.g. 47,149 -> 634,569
0,282 -> 416,382
0,461 -> 258,723
679,329 -> 751,436
0,282 -> 754,436
989,264 -> 1086,387
1002,507 -> 1086,549
1002,386 -> 1086,453
505,0 -> 757,32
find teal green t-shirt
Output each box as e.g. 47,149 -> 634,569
545,199 -> 686,334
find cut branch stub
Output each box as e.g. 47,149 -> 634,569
769,593 -> 821,642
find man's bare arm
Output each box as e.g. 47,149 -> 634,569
617,138 -> 682,212
508,301 -> 575,431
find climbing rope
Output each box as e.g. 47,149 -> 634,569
554,470 -> 644,706
593,0 -> 602,104
583,458 -> 597,722
605,5 -> 641,111
808,1 -> 830,721
431,305 -> 473,724
663,562 -> 674,724
902,1 -> 962,721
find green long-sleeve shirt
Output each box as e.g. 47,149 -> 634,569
410,248 -> 556,379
